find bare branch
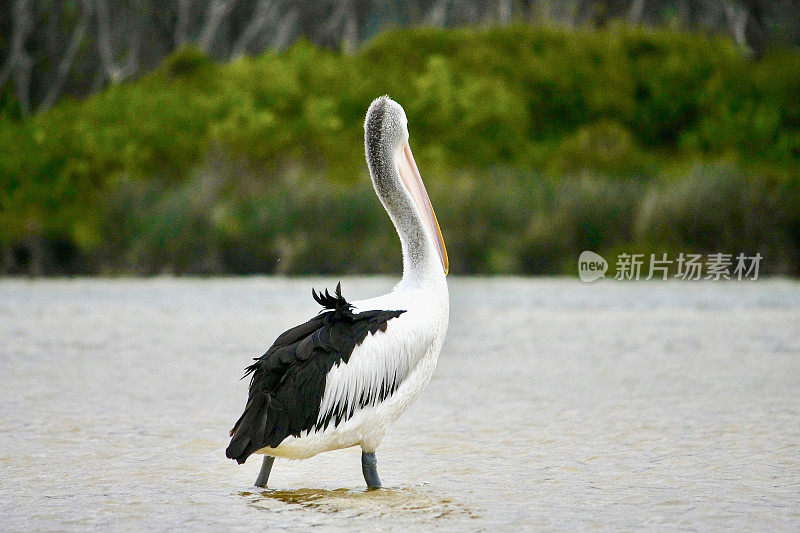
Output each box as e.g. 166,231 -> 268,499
271,6 -> 298,50
38,1 -> 93,112
341,2 -> 358,54
13,53 -> 33,115
427,0 -> 449,26
198,0 -> 238,53
628,0 -> 645,25
321,1 -> 346,36
121,1 -> 142,79
97,0 -> 140,84
232,0 -> 281,58
317,0 -> 357,52
0,0 -> 34,91
96,0 -> 119,81
721,0 -> 749,47
497,0 -> 513,24
175,0 -> 193,46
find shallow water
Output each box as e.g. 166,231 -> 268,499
1,277 -> 799,531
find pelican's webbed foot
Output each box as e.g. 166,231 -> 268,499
361,451 -> 382,489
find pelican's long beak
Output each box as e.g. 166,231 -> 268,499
396,142 -> 449,274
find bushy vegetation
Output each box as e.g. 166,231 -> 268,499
1,26 -> 798,275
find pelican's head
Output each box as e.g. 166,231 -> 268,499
364,96 -> 449,275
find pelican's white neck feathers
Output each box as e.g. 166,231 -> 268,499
364,96 -> 448,289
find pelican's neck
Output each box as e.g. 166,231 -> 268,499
367,145 -> 445,289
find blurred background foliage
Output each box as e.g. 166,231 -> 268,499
1,22 -> 799,275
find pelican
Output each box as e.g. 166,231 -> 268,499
226,96 -> 449,489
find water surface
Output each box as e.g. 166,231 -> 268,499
1,278 -> 799,530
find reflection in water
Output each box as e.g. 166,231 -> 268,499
239,486 -> 473,520
0,278 -> 798,530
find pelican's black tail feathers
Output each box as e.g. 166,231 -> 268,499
312,282 -> 353,317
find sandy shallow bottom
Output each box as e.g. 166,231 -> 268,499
1,277 -> 799,530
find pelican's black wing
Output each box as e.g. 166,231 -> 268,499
225,283 -> 405,464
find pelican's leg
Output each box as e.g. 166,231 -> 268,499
361,450 -> 382,489
254,455 -> 275,488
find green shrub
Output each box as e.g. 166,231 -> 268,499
547,120 -> 655,177
635,164 -> 798,274
519,175 -> 643,274
1,26 -> 799,275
